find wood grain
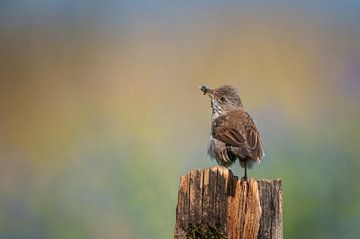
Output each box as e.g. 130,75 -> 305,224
174,166 -> 282,239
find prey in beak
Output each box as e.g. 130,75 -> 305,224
200,85 -> 209,95
199,85 -> 214,97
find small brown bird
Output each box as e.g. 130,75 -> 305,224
200,85 -> 265,179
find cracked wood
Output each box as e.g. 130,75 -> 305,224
174,166 -> 283,239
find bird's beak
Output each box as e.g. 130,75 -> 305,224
199,85 -> 214,98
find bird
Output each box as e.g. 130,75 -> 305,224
200,85 -> 265,180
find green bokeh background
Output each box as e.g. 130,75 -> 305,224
1,1 -> 359,238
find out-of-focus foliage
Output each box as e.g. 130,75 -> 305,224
0,1 -> 359,238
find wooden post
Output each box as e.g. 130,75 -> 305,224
174,166 -> 282,239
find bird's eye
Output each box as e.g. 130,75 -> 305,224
220,96 -> 226,102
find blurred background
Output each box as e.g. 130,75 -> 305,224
1,1 -> 359,238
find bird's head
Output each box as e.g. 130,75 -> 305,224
200,85 -> 243,117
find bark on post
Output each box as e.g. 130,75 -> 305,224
174,166 -> 282,239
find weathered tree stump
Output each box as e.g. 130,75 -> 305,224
174,166 -> 282,239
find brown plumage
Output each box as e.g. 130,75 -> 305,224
200,85 -> 265,179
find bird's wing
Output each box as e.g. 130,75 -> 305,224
243,113 -> 264,160
212,111 -> 264,160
